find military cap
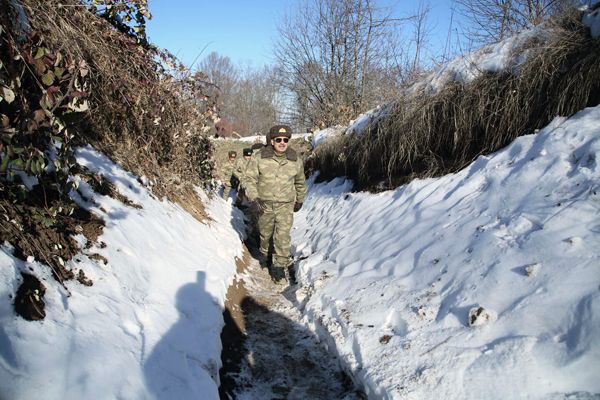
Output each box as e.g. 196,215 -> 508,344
243,148 -> 252,156
228,150 -> 237,157
269,124 -> 292,139
251,143 -> 264,151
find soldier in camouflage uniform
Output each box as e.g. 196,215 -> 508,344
244,124 -> 306,283
221,150 -> 240,200
235,148 -> 253,204
243,143 -> 267,243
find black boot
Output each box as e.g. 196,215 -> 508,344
270,266 -> 286,284
286,263 -> 297,285
256,253 -> 269,269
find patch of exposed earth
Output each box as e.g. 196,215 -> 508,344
219,247 -> 364,400
0,164 -> 146,321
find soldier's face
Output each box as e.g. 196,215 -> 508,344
271,136 -> 289,154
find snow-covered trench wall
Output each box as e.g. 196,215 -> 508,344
292,106 -> 600,399
0,146 -> 243,399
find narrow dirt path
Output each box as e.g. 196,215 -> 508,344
219,248 -> 364,400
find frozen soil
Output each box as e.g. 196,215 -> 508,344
0,180 -> 105,320
219,248 -> 364,400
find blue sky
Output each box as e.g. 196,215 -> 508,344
146,0 -> 457,69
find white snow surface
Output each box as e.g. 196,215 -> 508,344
312,106 -> 391,149
0,146 -> 243,399
224,134 -> 265,143
312,125 -> 345,148
292,106 -> 600,399
344,105 -> 393,139
412,27 -> 542,94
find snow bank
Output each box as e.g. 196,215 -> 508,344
225,134 -> 265,143
313,28 -> 541,146
292,106 -> 600,399
345,105 -> 391,137
318,24 -> 546,145
0,146 -> 243,399
313,106 -> 391,148
412,27 -> 542,95
312,125 -> 345,147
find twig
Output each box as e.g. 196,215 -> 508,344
50,67 -> 79,114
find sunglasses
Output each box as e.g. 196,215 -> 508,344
274,137 -> 289,143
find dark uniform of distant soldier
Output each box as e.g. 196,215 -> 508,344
245,125 -> 306,283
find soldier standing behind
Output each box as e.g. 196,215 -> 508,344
244,124 -> 306,283
235,148 -> 253,204
221,150 -> 240,200
243,143 -> 266,243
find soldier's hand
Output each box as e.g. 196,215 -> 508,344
293,202 -> 303,212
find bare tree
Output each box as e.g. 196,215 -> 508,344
453,0 -> 589,45
229,66 -> 280,135
411,0 -> 432,75
198,52 -> 238,116
274,0 -> 410,129
198,52 -> 279,135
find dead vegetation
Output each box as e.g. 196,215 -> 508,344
74,165 -> 142,208
1,0 -> 219,319
308,9 -> 600,191
15,0 -> 218,196
0,182 -> 103,286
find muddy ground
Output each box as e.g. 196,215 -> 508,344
219,246 -> 365,400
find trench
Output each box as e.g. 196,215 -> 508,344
218,246 -> 365,400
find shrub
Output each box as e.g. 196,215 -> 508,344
0,0 -> 219,300
308,8 -> 600,191
2,0 -> 219,198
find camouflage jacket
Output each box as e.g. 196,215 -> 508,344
221,159 -> 243,186
237,158 -> 253,189
233,158 -> 245,179
244,146 -> 306,203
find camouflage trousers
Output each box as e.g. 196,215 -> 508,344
222,184 -> 232,199
223,176 -> 239,199
258,201 -> 294,268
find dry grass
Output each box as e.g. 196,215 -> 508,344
309,9 -> 600,191
19,0 -> 218,201
0,0 -> 219,311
